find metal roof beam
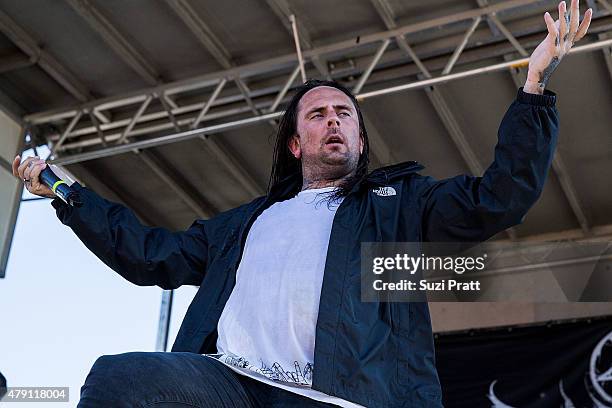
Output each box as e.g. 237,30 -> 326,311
192,78 -> 227,129
192,79 -> 265,197
0,88 -> 26,124
136,150 -> 216,219
504,62 -> 590,233
361,114 -> 395,166
0,53 -> 34,74
600,33 -> 612,79
45,38 -> 612,165
372,0 -> 514,239
164,0 -> 268,195
596,0 -> 612,14
487,14 -> 529,57
65,0 -> 159,86
199,135 -> 264,197
476,0 -> 529,56
164,0 -> 233,69
425,82 -> 517,240
442,16 -> 482,75
69,164 -> 162,227
352,39 -> 391,94
0,9 -> 91,102
370,0 -> 432,78
22,0 -> 570,124
355,37 -> 612,99
53,109 -> 84,151
264,0 -> 330,79
157,92 -> 181,132
267,65 -> 300,113
0,155 -> 12,175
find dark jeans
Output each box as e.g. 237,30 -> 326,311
78,352 -> 337,407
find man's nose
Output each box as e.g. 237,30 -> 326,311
327,116 -> 340,127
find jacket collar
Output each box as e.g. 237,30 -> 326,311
362,160 -> 424,187
268,160 -> 425,199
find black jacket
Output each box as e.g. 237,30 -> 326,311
53,88 -> 559,407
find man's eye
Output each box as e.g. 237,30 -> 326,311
339,112 -> 350,117
311,114 -> 323,119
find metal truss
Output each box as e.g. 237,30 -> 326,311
1,0 -> 611,229
11,0 -> 606,162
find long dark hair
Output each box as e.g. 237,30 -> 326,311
267,80 -> 370,200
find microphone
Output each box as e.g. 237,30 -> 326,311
39,166 -> 83,207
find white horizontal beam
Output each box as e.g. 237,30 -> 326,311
47,37 -> 612,166
24,0 -> 544,124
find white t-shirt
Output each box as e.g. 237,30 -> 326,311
203,187 -> 364,407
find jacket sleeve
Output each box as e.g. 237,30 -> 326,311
419,87 -> 559,242
51,183 -> 208,289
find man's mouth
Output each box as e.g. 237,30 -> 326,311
325,135 -> 344,145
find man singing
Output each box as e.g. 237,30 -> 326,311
12,2 -> 591,406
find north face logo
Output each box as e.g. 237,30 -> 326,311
372,187 -> 397,197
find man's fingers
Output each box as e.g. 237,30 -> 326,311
569,0 -> 579,38
22,157 -> 42,181
22,161 -> 35,181
18,157 -> 36,179
29,162 -> 46,190
12,155 -> 21,177
544,12 -> 558,41
574,8 -> 592,42
559,1 -> 568,48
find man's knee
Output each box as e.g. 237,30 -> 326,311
79,352 -> 156,407
79,352 -> 238,407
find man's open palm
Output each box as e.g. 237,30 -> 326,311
525,0 -> 592,93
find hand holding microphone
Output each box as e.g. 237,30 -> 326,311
12,155 -> 83,207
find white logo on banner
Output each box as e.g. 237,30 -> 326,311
487,330 -> 612,408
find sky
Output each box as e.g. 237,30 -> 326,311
0,150 -> 198,407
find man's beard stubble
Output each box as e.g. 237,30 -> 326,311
302,145 -> 359,183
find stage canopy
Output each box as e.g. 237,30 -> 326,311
1,0 -> 611,239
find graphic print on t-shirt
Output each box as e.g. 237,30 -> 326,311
207,353 -> 314,385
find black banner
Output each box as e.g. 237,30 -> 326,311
436,316 -> 612,407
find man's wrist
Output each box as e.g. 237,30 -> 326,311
523,80 -> 544,95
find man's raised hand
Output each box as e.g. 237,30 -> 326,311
524,0 -> 592,94
12,155 -> 56,198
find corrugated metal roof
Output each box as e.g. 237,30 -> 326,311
1,0 -> 611,240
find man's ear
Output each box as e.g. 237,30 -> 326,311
288,134 -> 301,159
359,132 -> 364,155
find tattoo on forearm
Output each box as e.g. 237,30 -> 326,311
539,56 -> 560,89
